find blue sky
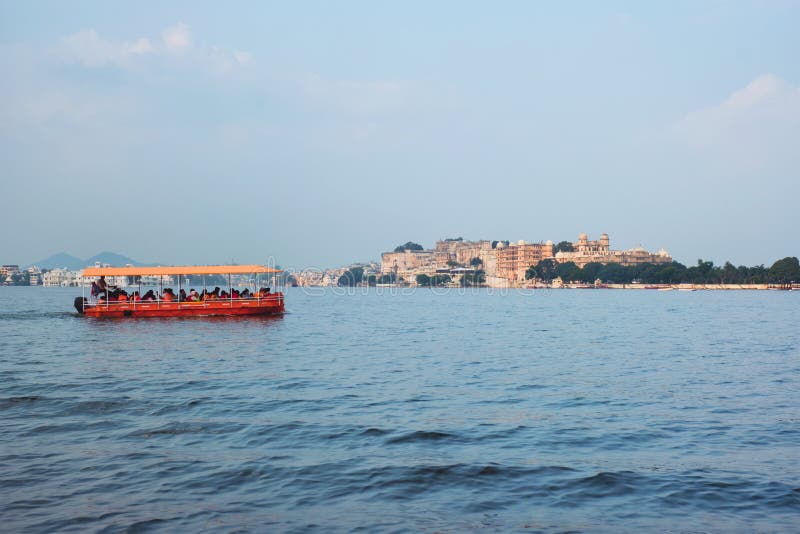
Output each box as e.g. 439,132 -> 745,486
1,1 -> 798,269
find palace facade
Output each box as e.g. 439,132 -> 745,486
554,233 -> 671,268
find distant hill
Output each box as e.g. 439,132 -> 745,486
85,251 -> 146,267
31,252 -> 86,271
28,251 -> 148,270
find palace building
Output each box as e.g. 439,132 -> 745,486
554,233 -> 671,268
495,240 -> 554,282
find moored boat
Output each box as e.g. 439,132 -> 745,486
74,265 -> 284,318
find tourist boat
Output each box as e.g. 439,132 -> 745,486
74,265 -> 284,318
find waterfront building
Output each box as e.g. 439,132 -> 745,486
1,265 -> 20,276
27,266 -> 41,286
495,240 -> 554,282
380,250 -> 437,282
555,233 -> 671,268
433,239 -> 500,277
42,268 -> 80,287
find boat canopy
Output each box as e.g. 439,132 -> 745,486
81,265 -> 282,277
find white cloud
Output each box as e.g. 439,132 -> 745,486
60,29 -> 119,67
59,30 -> 154,67
125,37 -> 154,55
675,74 -> 800,167
162,22 -> 192,53
53,23 -> 253,77
233,51 -> 251,65
206,46 -> 254,76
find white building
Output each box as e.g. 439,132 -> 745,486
42,268 -> 81,287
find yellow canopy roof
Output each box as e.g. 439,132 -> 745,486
82,265 -> 282,277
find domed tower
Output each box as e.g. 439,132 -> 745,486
577,233 -> 588,252
600,233 -> 609,251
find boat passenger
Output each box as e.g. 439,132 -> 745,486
179,289 -> 187,301
188,289 -> 199,301
204,287 -> 221,300
117,293 -> 128,302
240,288 -> 251,298
231,289 -> 240,299
142,290 -> 156,301
162,288 -> 175,302
220,290 -> 229,299
97,276 -> 107,293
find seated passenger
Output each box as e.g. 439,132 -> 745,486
179,289 -> 187,301
142,290 -> 156,301
231,289 -> 240,299
117,293 -> 128,302
220,290 -> 229,299
240,288 -> 251,298
188,289 -> 199,301
162,288 -> 175,301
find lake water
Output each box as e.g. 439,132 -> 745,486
1,286 -> 798,532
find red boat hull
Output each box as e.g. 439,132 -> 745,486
79,294 -> 284,318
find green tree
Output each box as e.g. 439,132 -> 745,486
555,261 -> 581,282
769,256 -> 800,283
576,262 -> 602,283
721,262 -> 738,284
553,241 -> 574,253
526,258 -> 558,281
394,242 -> 424,252
459,269 -> 486,287
431,274 -> 451,286
337,266 -> 365,286
470,257 -> 483,267
416,274 -> 452,287
597,262 -> 627,283
377,273 -> 396,284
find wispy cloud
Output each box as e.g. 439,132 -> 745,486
55,23 -> 249,76
58,29 -> 154,67
161,22 -> 192,54
675,74 -> 800,168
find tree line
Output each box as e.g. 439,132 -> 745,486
338,267 -> 398,287
526,257 -> 800,285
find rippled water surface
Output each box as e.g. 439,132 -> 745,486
1,287 -> 799,532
